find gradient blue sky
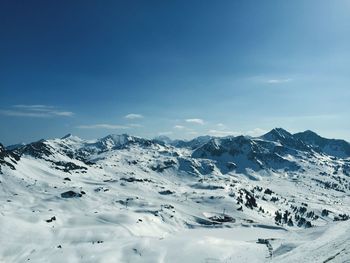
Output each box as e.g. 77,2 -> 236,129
1,0 -> 350,145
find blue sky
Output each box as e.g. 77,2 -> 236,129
1,0 -> 350,145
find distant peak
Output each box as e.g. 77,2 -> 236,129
293,130 -> 323,141
61,133 -> 73,139
103,134 -> 130,140
272,127 -> 290,134
262,128 -> 292,141
297,130 -> 319,136
60,134 -> 83,142
99,134 -> 134,145
5,142 -> 26,151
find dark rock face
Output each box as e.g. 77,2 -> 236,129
264,188 -> 274,195
0,143 -> 20,173
46,216 -> 56,223
18,140 -> 52,158
120,177 -> 153,183
334,214 -> 350,221
53,161 -> 87,173
61,191 -> 82,198
150,160 -> 176,172
159,190 -> 175,195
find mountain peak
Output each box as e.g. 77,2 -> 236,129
5,143 -> 26,151
294,130 -> 350,158
294,130 -> 321,138
261,128 -> 293,141
60,133 -> 83,142
61,133 -> 73,139
94,134 -> 154,151
102,133 -> 130,142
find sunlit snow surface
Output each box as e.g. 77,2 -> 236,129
1,133 -> 350,262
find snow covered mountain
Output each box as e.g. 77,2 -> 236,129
294,130 -> 350,158
1,128 -> 350,262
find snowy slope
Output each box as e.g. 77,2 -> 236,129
1,129 -> 350,262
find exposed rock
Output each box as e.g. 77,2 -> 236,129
61,191 -> 82,198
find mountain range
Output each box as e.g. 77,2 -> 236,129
1,128 -> 350,262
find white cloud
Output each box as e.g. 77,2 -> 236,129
185,118 -> 204,125
250,76 -> 293,84
13,104 -> 55,110
216,123 -> 226,129
0,110 -> 49,118
158,131 -> 173,136
128,123 -> 143,128
77,124 -> 129,129
51,111 -> 74,116
266,78 -> 292,84
0,105 -> 73,118
124,113 -> 143,119
174,125 -> 186,129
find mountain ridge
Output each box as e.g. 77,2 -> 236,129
1,128 -> 350,262
5,128 -> 349,156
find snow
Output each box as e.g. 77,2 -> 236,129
1,131 -> 350,262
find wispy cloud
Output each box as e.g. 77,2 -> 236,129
266,78 -> 292,84
249,75 -> 293,85
0,110 -> 50,118
216,123 -> 226,128
128,123 -> 143,128
124,113 -> 143,119
76,124 -> 129,129
174,125 -> 186,129
13,104 -> 55,110
51,111 -> 74,116
158,131 -> 173,136
185,118 -> 204,125
0,105 -> 74,118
